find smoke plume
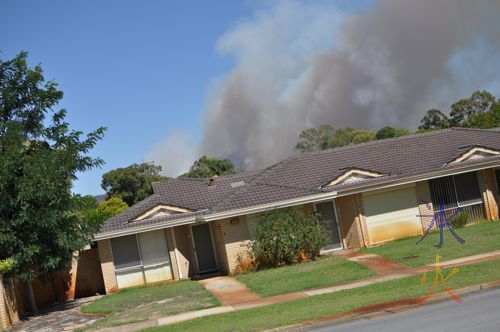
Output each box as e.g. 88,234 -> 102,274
149,0 -> 500,175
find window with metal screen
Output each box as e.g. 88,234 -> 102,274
453,172 -> 482,206
110,235 -> 142,270
429,176 -> 458,211
428,171 -> 484,222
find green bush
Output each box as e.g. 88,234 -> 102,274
450,211 -> 468,229
250,209 -> 329,268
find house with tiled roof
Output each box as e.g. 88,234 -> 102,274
94,128 -> 500,292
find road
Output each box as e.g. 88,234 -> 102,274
307,287 -> 500,332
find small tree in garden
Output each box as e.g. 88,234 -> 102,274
250,209 -> 329,268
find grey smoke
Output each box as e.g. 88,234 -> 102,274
148,0 -> 500,176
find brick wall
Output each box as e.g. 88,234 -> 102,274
211,221 -> 229,274
0,277 -> 12,330
478,168 -> 500,220
67,248 -> 105,299
335,195 -> 365,249
97,240 -> 117,294
416,180 -> 435,231
218,217 -> 251,274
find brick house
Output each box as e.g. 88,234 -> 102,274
94,128 -> 500,293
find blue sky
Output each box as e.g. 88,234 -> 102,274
1,0 -> 372,196
1,1 -> 251,195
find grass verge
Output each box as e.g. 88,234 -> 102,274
362,221 -> 500,267
80,280 -> 219,330
235,255 -> 374,297
144,259 -> 500,332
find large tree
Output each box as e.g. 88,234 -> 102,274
420,91 -> 500,130
295,126 -> 375,152
450,90 -> 496,127
418,108 -> 451,131
181,156 -> 236,178
101,163 -> 168,206
0,52 -> 106,313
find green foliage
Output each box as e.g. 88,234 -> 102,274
450,212 -> 468,229
375,126 -> 397,139
450,90 -> 496,127
102,163 -> 168,206
181,156 -> 236,178
86,198 -> 128,226
420,91 -> 500,130
0,52 -> 106,282
375,127 -> 412,140
0,258 -> 15,276
295,126 -> 375,152
251,209 -> 329,268
419,108 -> 451,130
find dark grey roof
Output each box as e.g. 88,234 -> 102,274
98,128 -> 500,235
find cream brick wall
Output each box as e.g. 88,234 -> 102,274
97,240 -> 118,294
218,217 -> 251,274
0,277 -> 10,330
211,222 -> 229,274
335,195 -> 365,249
416,180 -> 435,231
478,169 -> 499,220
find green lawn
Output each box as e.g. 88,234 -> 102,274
145,259 -> 500,332
80,280 -> 219,330
361,221 -> 500,267
235,255 -> 374,297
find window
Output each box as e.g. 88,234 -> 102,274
428,172 -> 484,221
110,230 -> 170,271
110,235 -> 142,270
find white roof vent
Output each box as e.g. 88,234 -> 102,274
230,181 -> 245,188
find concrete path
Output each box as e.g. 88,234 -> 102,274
12,296 -> 102,332
198,276 -> 261,305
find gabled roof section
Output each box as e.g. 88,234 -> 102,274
447,146 -> 500,165
323,168 -> 386,187
133,204 -> 192,221
97,127 -> 500,238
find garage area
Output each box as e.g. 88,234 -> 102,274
363,185 -> 424,245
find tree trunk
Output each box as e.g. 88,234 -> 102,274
26,280 -> 38,315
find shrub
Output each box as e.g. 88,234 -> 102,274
450,211 -> 468,229
250,209 -> 329,268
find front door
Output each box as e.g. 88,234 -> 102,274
315,201 -> 343,251
191,224 -> 218,273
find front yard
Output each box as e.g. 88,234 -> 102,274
235,254 -> 374,297
80,280 -> 219,330
362,220 -> 500,267
145,258 -> 500,332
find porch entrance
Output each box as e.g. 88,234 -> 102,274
191,224 -> 218,273
315,201 -> 343,251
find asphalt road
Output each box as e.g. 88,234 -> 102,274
307,288 -> 500,332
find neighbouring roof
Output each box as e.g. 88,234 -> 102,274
97,128 -> 500,237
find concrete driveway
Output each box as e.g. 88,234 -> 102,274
12,296 -> 102,332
